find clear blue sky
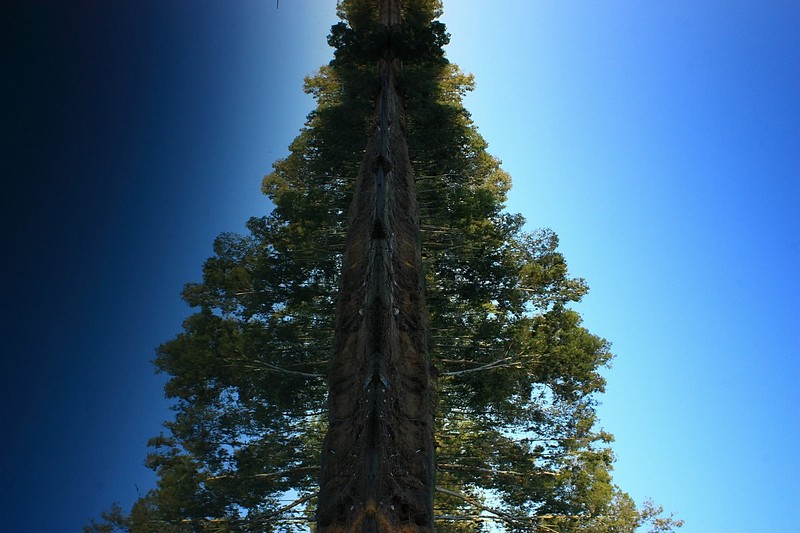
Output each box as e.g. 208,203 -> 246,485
442,2 -> 800,531
2,1 -> 797,531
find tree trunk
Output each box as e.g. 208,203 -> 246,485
317,2 -> 435,531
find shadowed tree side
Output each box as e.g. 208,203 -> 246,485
318,59 -> 434,532
317,0 -> 435,530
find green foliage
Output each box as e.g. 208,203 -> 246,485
91,0 -> 680,531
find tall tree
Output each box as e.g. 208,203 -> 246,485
89,1 -> 682,532
317,0 -> 435,530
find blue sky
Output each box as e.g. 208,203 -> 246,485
2,1 -> 797,531
442,1 -> 800,531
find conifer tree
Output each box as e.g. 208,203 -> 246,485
88,1 -> 682,532
316,0 -> 435,530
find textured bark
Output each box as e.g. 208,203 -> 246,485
317,2 -> 435,531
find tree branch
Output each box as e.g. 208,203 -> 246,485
206,466 -> 318,482
435,486 -> 530,527
440,357 -> 522,376
261,491 -> 318,521
241,361 -> 324,379
437,463 -> 556,478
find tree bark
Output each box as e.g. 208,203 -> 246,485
317,2 -> 435,531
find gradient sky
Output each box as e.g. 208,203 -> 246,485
2,1 -> 798,532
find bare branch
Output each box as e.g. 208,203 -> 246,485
207,466 -> 318,482
241,361 -> 324,379
261,491 -> 318,521
437,463 -> 556,478
440,347 -> 517,375
440,357 -> 521,376
435,486 -> 530,527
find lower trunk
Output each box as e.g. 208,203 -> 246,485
317,59 -> 435,532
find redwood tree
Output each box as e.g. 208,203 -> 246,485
317,0 -> 435,530
88,1 -> 682,532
